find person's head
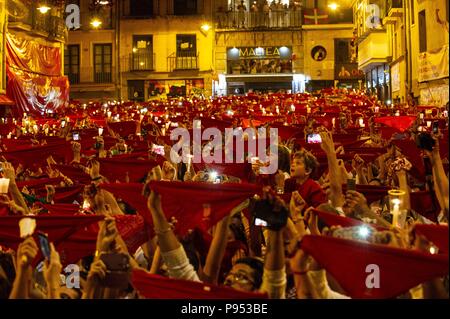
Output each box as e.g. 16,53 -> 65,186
290,150 -> 319,180
0,252 -> 15,299
223,257 -> 263,292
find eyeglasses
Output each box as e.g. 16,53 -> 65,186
224,271 -> 255,286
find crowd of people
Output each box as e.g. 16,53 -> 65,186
0,87 -> 448,299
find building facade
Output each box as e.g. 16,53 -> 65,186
353,0 -> 449,107
213,0 -> 357,95
1,0 -> 67,116
66,0 -> 215,101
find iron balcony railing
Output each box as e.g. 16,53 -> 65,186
168,52 -> 199,72
123,52 -> 155,71
66,67 -> 116,85
216,10 -> 302,29
8,3 -> 66,41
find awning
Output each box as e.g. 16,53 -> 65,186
0,94 -> 14,106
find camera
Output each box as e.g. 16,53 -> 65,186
252,199 -> 289,231
415,132 -> 435,151
307,133 -> 322,144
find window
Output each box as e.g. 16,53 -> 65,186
64,45 -> 80,84
128,80 -> 145,101
93,44 -> 112,83
129,0 -> 153,17
131,35 -> 153,70
410,0 -> 415,25
176,35 -> 196,56
418,10 -> 427,53
174,0 -> 197,15
335,39 -> 351,63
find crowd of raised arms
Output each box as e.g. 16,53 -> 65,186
0,88 -> 448,299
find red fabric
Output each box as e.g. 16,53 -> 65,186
16,178 -> 63,190
193,162 -> 253,182
284,178 -> 327,208
57,215 -> 147,265
3,141 -> 71,168
41,203 -> 80,215
99,158 -> 160,183
149,181 -> 261,236
0,215 -> 103,264
131,269 -> 268,299
312,209 -> 387,231
374,116 -> 416,133
409,191 -> 440,223
414,224 -> 449,255
107,121 -> 137,137
100,183 -> 153,229
52,164 -> 91,185
300,235 -> 449,299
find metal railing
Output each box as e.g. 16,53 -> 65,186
123,52 -> 155,71
216,10 -> 302,29
67,67 -> 116,85
168,52 -> 199,72
7,3 -> 66,41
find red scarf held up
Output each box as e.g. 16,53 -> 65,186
300,235 -> 449,299
414,224 -> 449,255
99,158 -> 160,183
131,269 -> 268,299
312,209 -> 388,231
375,116 -> 417,133
149,181 -> 261,236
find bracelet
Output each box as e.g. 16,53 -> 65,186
154,227 -> 172,235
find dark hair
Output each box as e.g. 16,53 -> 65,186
0,253 -> 15,299
277,145 -> 291,174
292,150 -> 319,178
234,257 -> 264,289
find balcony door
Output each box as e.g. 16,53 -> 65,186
94,44 -> 112,83
132,35 -> 153,70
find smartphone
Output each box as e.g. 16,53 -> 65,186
61,120 -> 66,128
37,232 -> 51,260
72,132 -> 80,141
416,132 -> 436,151
432,121 -> 439,134
151,144 -> 165,156
347,178 -> 356,191
307,133 -> 322,144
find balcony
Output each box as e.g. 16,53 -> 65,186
215,10 -> 303,30
67,67 -> 116,86
122,53 -> 155,72
168,52 -> 199,72
357,32 -> 390,70
7,3 -> 66,42
386,0 -> 403,18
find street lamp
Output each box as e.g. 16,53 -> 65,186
37,2 -> 51,14
328,3 -> 339,11
90,18 -> 102,28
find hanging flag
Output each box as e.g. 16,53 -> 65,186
303,8 -> 329,25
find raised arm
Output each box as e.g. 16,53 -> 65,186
1,162 -> 30,215
319,130 -> 345,208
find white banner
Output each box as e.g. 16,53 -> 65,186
391,63 -> 400,92
418,45 -> 449,82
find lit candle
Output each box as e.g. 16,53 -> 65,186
0,178 -> 10,194
426,121 -> 432,127
392,198 -> 400,228
107,111 -> 112,118
374,106 -> 380,113
332,117 -> 336,128
307,106 -> 311,114
98,127 -> 103,136
291,105 -> 295,112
